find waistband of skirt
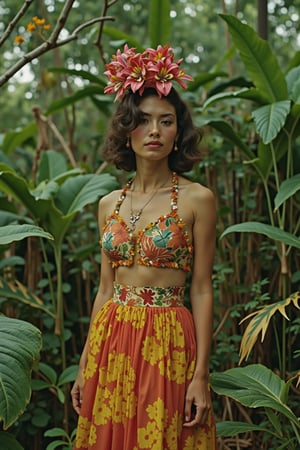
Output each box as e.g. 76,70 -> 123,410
112,283 -> 185,307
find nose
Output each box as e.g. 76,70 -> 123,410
149,120 -> 159,136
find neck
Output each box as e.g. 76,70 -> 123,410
133,162 -> 172,193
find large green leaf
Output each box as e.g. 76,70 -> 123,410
198,118 -> 256,162
0,224 -> 53,245
221,221 -> 300,250
36,150 -> 82,187
0,278 -> 55,318
0,164 -> 117,243
55,173 -> 117,216
149,0 -> 171,47
30,180 -> 60,201
187,72 -> 228,92
287,51 -> 300,72
0,210 -> 32,227
252,101 -> 291,144
46,85 -> 107,115
48,67 -> 104,85
210,364 -> 299,427
1,123 -> 37,155
102,27 -> 144,52
37,150 -> 68,183
0,316 -> 42,429
275,174 -> 300,211
286,66 -> 300,104
257,103 -> 300,178
0,164 -> 57,221
220,15 -> 288,103
216,421 -> 270,437
0,431 -> 24,450
203,87 -> 269,109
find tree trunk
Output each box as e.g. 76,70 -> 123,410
257,0 -> 268,40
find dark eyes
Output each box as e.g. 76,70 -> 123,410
139,118 -> 174,126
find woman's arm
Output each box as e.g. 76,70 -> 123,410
183,184 -> 216,427
71,196 -> 115,414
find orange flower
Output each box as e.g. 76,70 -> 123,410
43,24 -> 51,30
32,16 -> 45,26
14,35 -> 24,44
27,22 -> 36,32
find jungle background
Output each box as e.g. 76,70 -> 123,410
0,0 -> 299,449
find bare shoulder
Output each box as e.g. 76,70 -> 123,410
99,189 -> 120,210
98,189 -> 121,224
178,176 -> 215,209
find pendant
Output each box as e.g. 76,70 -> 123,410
129,211 -> 141,231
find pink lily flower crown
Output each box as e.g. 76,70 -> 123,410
104,44 -> 193,101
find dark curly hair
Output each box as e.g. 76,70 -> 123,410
101,88 -> 202,173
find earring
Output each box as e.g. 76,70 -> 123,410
126,137 -> 130,148
174,140 -> 179,152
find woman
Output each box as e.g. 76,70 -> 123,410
71,45 -> 217,449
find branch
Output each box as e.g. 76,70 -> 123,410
95,0 -> 119,65
32,106 -> 78,168
0,16 -> 114,88
47,0 -> 76,42
0,0 -> 34,47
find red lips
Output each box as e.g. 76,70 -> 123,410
146,141 -> 162,147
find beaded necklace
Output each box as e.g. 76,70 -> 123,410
129,173 -> 171,232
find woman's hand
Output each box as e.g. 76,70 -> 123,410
183,377 -> 211,427
71,367 -> 84,415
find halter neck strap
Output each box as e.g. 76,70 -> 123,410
114,172 -> 178,215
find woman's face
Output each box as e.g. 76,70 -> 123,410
129,95 -> 178,162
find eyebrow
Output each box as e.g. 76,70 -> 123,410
140,112 -> 176,118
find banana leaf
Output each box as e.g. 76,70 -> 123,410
0,316 -> 42,429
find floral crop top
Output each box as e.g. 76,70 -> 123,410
101,172 -> 193,272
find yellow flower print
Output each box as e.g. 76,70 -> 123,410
166,410 -> 181,449
88,424 -> 97,446
146,397 -> 168,427
187,359 -> 195,380
183,435 -> 194,450
153,311 -> 185,348
115,304 -> 146,328
84,353 -> 97,380
93,386 -> 112,425
89,304 -> 112,355
76,416 -> 92,448
169,316 -> 185,347
158,349 -> 187,383
142,311 -> 188,382
138,420 -> 162,449
92,352 -> 137,427
138,398 -> 182,450
142,336 -> 166,365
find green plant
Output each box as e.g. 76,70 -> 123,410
0,150 -> 117,439
32,363 -> 78,404
0,150 -> 117,358
211,364 -> 300,449
205,14 -> 300,448
44,427 -> 77,450
0,316 -> 42,450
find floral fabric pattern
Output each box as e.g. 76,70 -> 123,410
101,173 -> 193,271
74,284 -> 217,450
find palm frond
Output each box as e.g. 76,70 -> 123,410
239,292 -> 300,363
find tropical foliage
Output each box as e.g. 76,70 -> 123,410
0,1 -> 299,449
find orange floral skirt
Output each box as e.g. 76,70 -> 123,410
74,283 -> 217,450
